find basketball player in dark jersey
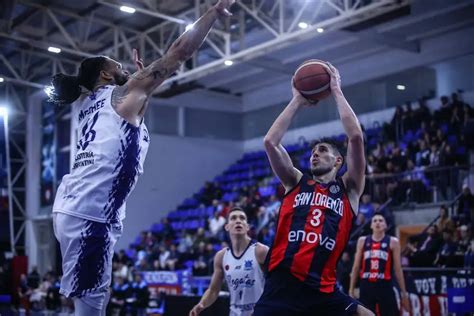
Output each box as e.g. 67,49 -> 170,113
253,63 -> 373,315
349,213 -> 410,315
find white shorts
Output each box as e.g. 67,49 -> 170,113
53,212 -> 122,300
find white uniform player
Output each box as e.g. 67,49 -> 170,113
223,241 -> 265,315
53,85 -> 149,299
49,1 -> 236,314
190,207 -> 269,316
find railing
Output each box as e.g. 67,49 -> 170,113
365,165 -> 468,206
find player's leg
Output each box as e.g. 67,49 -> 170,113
358,281 -> 377,314
307,289 -> 372,316
53,213 -> 122,312
375,284 -> 399,316
253,271 -> 305,316
74,292 -> 107,316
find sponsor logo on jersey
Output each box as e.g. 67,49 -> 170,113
288,230 -> 336,251
235,265 -> 241,270
363,249 -> 389,260
72,151 -> 95,169
244,260 -> 253,271
329,184 -> 340,194
230,274 -> 256,291
293,192 -> 344,216
382,242 -> 387,248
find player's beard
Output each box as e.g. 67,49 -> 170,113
311,165 -> 332,177
114,73 -> 129,86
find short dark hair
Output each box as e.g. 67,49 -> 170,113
227,207 -> 246,219
371,212 -> 387,222
311,137 -> 346,167
48,56 -> 108,104
311,137 -> 345,157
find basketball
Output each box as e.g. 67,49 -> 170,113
293,60 -> 331,102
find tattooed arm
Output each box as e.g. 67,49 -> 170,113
111,0 -> 235,125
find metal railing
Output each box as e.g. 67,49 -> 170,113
365,165 -> 468,206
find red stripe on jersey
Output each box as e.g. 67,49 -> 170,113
319,198 -> 354,293
384,239 -> 392,280
289,206 -> 327,281
268,186 -> 301,272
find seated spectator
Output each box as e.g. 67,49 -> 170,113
415,140 -> 430,166
358,194 -> 376,222
437,205 -> 455,232
435,228 -> 463,268
27,266 -> 40,290
457,225 -> 471,252
208,211 -> 226,240
165,244 -> 181,271
129,273 -> 149,316
457,184 -> 473,224
110,276 -> 130,316
177,231 -> 194,254
407,225 -> 441,267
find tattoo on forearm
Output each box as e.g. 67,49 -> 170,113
111,85 -> 129,108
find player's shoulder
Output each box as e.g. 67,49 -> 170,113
215,248 -> 227,262
389,236 -> 400,247
357,236 -> 367,244
254,242 -> 269,264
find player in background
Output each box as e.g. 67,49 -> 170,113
349,213 -> 410,315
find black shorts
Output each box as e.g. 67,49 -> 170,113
254,269 -> 360,316
359,280 -> 399,316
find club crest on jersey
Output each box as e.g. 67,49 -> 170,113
307,180 -> 316,185
225,265 -> 230,271
329,184 -> 340,194
382,243 -> 387,248
244,260 -> 253,271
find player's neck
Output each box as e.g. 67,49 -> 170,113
372,232 -> 385,241
312,172 -> 336,184
230,235 -> 251,257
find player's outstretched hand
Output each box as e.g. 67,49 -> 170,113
189,303 -> 205,316
132,48 -> 144,71
214,0 -> 236,17
323,62 -> 342,94
291,77 -> 318,107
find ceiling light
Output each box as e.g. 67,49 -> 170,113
0,77 -> 4,83
224,60 -> 234,66
317,27 -> 324,33
185,24 -> 194,31
397,85 -> 406,91
0,107 -> 8,117
298,22 -> 309,29
120,5 -> 136,13
47,47 -> 61,54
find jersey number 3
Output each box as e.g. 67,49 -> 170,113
310,209 -> 323,227
77,112 -> 99,151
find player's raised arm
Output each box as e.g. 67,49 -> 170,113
112,0 -> 235,121
263,82 -> 311,192
325,63 -> 365,202
189,250 -> 225,316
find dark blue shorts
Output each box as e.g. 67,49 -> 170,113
359,280 -> 399,316
254,270 -> 360,316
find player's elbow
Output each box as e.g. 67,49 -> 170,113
264,136 -> 278,149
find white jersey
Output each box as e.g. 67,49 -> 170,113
223,241 -> 265,316
53,85 -> 150,223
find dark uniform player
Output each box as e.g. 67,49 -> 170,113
254,63 -> 373,316
349,214 -> 410,315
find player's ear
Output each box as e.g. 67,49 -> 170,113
224,223 -> 230,232
100,69 -> 113,81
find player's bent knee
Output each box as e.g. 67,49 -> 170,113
356,304 -> 375,316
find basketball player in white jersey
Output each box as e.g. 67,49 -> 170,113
48,1 -> 235,315
189,207 -> 269,316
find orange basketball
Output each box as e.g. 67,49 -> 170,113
293,60 -> 331,102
